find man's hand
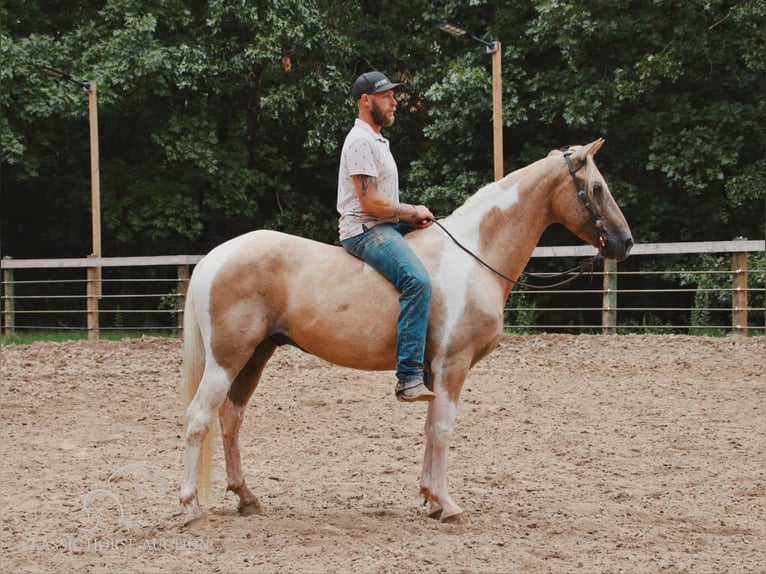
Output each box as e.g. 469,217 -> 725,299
410,204 -> 434,229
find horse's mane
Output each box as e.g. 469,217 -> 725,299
447,146 -> 598,223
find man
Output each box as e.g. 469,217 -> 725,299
337,71 -> 436,402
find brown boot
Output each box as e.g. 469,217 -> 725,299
395,380 -> 436,402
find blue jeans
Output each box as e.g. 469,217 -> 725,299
341,223 -> 431,383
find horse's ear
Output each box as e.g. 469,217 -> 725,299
572,138 -> 605,163
588,138 -> 605,156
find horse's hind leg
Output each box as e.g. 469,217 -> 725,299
219,339 -> 276,516
181,362 -> 231,525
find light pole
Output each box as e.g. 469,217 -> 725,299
437,23 -> 503,181
41,66 -> 102,339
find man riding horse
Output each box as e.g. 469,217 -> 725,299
337,71 -> 436,403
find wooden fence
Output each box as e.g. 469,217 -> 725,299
1,240 -> 764,339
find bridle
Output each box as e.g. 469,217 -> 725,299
430,151 -> 605,290
562,147 -> 607,249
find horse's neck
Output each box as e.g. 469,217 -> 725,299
444,162 -> 556,293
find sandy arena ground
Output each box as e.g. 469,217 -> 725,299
0,334 -> 764,573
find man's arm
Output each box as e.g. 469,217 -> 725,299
353,174 -> 433,227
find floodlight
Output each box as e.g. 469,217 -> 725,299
436,22 -> 497,52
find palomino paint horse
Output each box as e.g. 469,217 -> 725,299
180,139 -> 633,525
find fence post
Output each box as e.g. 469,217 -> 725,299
602,258 -> 617,335
177,264 -> 190,335
86,263 -> 100,340
732,250 -> 748,336
2,261 -> 14,336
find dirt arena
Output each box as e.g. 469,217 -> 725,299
1,334 -> 764,573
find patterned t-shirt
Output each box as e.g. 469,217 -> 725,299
337,118 -> 399,240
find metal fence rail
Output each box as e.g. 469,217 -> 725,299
504,272 -> 765,333
2,240 -> 764,338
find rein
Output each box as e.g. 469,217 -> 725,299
430,219 -> 601,289
429,152 -> 604,291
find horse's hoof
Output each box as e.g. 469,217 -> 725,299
182,499 -> 205,527
427,507 -> 443,520
183,513 -> 206,528
238,498 -> 264,516
440,511 -> 466,524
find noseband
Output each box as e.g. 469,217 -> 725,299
563,148 -> 606,248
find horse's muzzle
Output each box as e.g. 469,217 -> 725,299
601,232 -> 634,262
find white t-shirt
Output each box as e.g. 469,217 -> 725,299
337,118 -> 400,240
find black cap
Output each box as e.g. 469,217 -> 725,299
352,71 -> 403,101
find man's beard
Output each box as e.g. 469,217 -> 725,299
371,100 -> 394,128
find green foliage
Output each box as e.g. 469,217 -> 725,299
679,252 -> 766,329
504,290 -> 538,335
1,0 -> 763,266
724,159 -> 766,222
0,330 -> 176,345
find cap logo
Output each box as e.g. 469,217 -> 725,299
374,79 -> 387,88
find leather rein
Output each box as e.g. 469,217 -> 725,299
430,150 -> 605,290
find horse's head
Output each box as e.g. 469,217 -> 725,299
549,139 -> 633,261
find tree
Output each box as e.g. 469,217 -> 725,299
520,0 -> 765,331
1,0 -> 763,262
2,0 -> 357,256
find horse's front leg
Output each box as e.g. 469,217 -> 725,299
420,368 -> 468,522
219,398 -> 263,516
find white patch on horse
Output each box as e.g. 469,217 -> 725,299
446,182 -> 520,252
432,182 -> 520,345
432,247 -> 474,346
432,388 -> 457,442
487,181 -> 520,211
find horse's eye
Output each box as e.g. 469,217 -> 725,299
592,182 -> 602,196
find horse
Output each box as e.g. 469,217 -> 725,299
179,138 -> 633,525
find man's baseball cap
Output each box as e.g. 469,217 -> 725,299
352,71 -> 403,100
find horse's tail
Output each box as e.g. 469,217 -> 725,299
181,284 -> 216,502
